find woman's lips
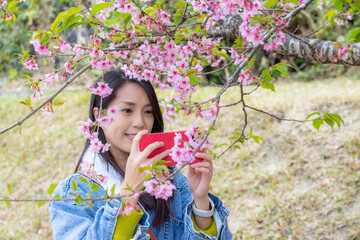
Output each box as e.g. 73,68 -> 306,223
125,133 -> 136,140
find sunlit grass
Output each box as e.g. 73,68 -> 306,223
1,77 -> 360,239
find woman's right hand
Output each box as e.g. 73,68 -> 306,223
120,130 -> 170,195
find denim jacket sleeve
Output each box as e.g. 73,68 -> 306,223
175,172 -> 233,240
49,173 -> 123,240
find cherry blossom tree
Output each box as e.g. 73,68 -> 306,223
0,0 -> 357,210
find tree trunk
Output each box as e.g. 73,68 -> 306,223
207,27 -> 360,66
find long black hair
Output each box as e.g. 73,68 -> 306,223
75,70 -> 173,227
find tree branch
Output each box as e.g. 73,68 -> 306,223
245,105 -> 311,123
0,64 -> 91,135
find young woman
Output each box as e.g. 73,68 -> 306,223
49,70 -> 232,240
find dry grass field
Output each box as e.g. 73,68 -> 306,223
0,76 -> 359,239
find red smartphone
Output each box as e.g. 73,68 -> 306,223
139,131 -> 203,166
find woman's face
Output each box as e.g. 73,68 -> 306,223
97,82 -> 155,161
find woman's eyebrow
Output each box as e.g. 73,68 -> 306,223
118,101 -> 152,107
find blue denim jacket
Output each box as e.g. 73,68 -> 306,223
49,172 -> 232,240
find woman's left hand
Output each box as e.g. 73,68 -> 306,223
187,152 -> 213,202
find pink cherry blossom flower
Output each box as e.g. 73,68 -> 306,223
31,38 -> 51,56
58,40 -> 72,52
89,48 -> 104,59
176,59 -> 189,70
90,138 -> 102,153
200,104 -> 219,120
154,181 -> 176,200
73,45 -> 84,56
64,61 -> 74,74
101,143 -> 111,153
24,58 -> 39,70
44,73 -> 59,83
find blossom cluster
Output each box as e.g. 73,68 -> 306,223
78,106 -> 118,153
88,80 -> 113,98
169,124 -> 212,167
80,161 -> 108,184
143,167 -> 176,201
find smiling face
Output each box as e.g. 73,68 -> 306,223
95,82 -> 154,166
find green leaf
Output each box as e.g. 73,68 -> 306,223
173,9 -> 184,25
260,68 -> 270,78
111,184 -> 116,195
54,194 -> 61,199
5,201 -> 10,207
74,195 -> 83,206
247,127 -> 263,144
174,35 -> 186,44
51,11 -> 66,32
345,27 -> 360,44
90,183 -> 100,193
325,113 -> 344,128
63,7 -> 82,19
285,0 -> 298,5
122,13 -> 132,27
313,119 -> 324,132
261,81 -> 275,92
78,176 -> 88,183
67,20 -> 90,30
71,179 -> 78,192
306,112 -> 320,120
333,0 -> 344,11
144,173 -> 153,181
324,116 -> 335,129
217,51 -> 228,59
7,1 -> 19,11
325,10 -> 337,21
89,202 -> 93,210
63,15 -> 83,30
188,72 -> 199,85
91,2 -> 114,16
47,183 -> 58,195
332,113 -> 344,125
155,165 -> 168,171
6,184 -> 12,194
173,1 -> 186,8
37,201 -> 45,207
264,0 -> 278,8
216,143 -> 227,147
274,64 -> 289,76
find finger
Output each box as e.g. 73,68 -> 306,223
142,141 -> 164,157
193,167 -> 210,174
150,149 -> 171,164
195,152 -> 212,162
190,161 -> 211,169
131,130 -> 148,153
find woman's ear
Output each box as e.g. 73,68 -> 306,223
93,107 -> 99,120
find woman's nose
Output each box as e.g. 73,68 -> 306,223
132,113 -> 145,128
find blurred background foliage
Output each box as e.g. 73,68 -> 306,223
0,0 -> 359,85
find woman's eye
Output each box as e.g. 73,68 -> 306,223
145,110 -> 153,115
122,108 -> 132,113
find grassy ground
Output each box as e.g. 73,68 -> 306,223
0,76 -> 359,239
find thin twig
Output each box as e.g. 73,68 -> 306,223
0,191 -> 143,203
216,84 -> 247,159
245,105 -> 311,122
197,59 -> 235,75
244,84 -> 261,95
219,99 -> 242,108
171,2 -> 188,33
0,64 -> 91,135
305,3 -> 350,38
